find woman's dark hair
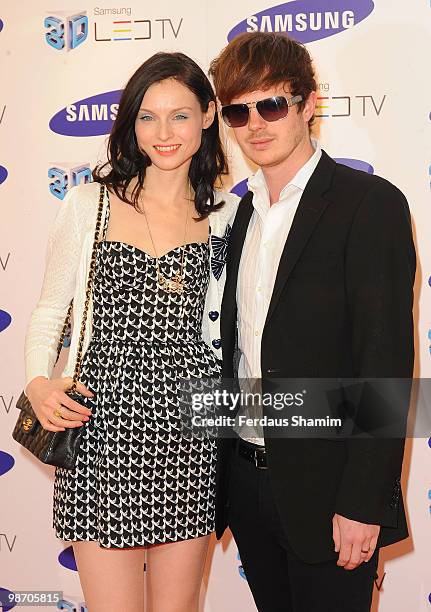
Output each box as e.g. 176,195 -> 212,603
93,52 -> 228,216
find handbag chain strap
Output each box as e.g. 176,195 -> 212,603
52,184 -> 106,394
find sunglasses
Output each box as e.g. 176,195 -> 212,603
221,94 -> 303,128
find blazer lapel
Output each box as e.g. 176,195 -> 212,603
264,151 -> 336,328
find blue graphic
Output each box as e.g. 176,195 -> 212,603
0,452 -> 15,476
0,310 -> 11,333
49,167 -> 68,199
231,158 -> 374,199
57,599 -> 87,611
0,20 -> 3,33
49,90 -> 122,136
0,165 -> 8,184
237,551 -> 247,580
0,587 -> 17,611
58,545 -> 78,571
333,158 -> 374,173
48,165 -> 92,199
231,178 -> 248,198
45,12 -> 88,51
45,16 -> 66,50
228,0 -> 375,43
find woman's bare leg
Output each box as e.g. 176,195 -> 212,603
146,534 -> 211,612
72,541 -> 146,612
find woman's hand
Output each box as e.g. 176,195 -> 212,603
25,376 -> 94,432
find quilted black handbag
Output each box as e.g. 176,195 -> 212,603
12,184 -> 105,469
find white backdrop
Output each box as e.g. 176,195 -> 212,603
1,1 -> 430,610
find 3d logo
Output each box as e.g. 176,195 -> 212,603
45,11 -> 88,51
48,163 -> 92,199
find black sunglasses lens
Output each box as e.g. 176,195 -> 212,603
256,97 -> 288,122
222,104 -> 249,127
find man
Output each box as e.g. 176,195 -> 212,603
209,32 -> 415,612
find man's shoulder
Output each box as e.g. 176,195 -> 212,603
331,158 -> 405,201
328,159 -> 410,226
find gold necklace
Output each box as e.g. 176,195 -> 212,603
142,184 -> 191,295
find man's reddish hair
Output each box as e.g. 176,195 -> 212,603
209,32 -> 317,127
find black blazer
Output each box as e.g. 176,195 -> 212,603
216,150 -> 416,564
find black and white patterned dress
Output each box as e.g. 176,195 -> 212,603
53,199 -> 220,548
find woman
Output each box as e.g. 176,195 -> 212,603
23,52 -> 238,611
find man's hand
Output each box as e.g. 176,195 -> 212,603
332,514 -> 380,570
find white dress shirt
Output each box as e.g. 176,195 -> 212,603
235,140 -> 322,445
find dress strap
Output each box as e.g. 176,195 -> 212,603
101,186 -> 111,240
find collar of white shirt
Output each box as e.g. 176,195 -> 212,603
246,138 -> 322,213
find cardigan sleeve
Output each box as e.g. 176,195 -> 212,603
202,190 -> 240,355
24,185 -> 85,394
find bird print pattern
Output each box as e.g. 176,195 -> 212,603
53,199 -> 220,547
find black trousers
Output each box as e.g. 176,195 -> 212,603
227,440 -> 379,612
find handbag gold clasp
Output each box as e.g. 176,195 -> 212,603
22,417 -> 33,431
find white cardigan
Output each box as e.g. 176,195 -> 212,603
24,181 -> 239,394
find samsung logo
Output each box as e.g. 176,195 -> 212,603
0,587 -> 15,610
49,90 -> 122,136
231,179 -> 248,198
58,545 -> 78,570
0,452 -> 14,476
0,165 -> 7,184
228,0 -> 374,43
333,158 -> 374,174
0,310 -> 11,333
231,158 -> 373,198
93,6 -> 131,16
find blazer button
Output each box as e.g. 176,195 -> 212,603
212,339 -> 221,349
